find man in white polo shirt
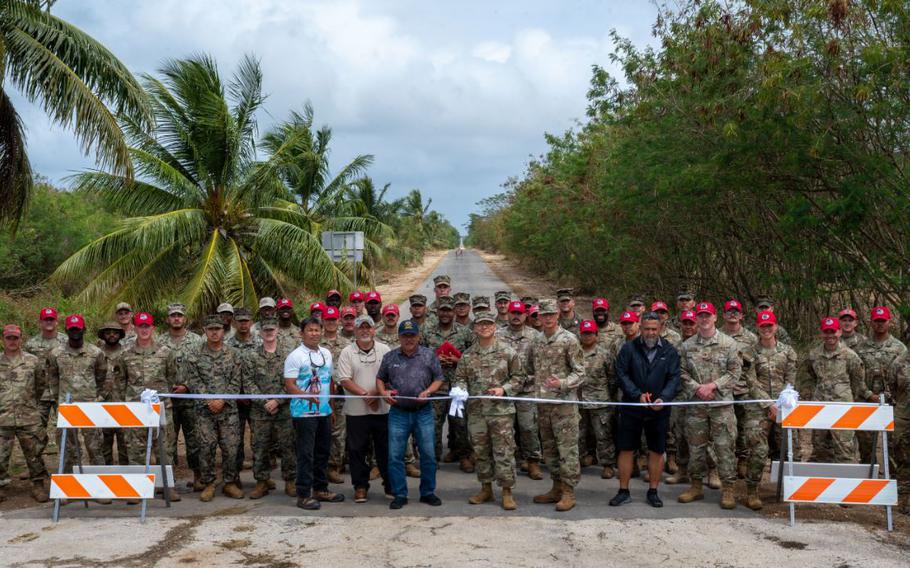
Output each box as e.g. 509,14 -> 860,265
336,315 -> 392,502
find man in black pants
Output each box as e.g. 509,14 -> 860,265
610,312 -> 680,508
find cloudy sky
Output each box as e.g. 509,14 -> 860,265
12,0 -> 658,232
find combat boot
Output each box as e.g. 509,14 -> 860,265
222,482 -> 245,499
200,484 -> 216,502
678,480 -> 704,503
666,453 -> 679,474
707,468 -> 721,490
519,460 -> 529,473
665,466 -> 689,485
192,470 -> 205,492
31,479 -> 49,503
746,486 -> 763,510
405,464 -> 421,478
737,458 -> 747,479
720,483 -> 736,509
266,479 -> 276,490
555,485 -> 576,512
581,455 -> 595,467
167,488 -> 182,502
459,457 -> 475,473
285,480 -> 296,497
501,487 -> 517,510
533,480 -> 563,504
468,482 -> 494,504
601,466 -> 615,479
249,481 -> 270,499
327,467 -> 344,484
526,460 -> 544,480
442,450 -> 457,463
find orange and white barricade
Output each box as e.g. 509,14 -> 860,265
779,399 -> 896,531
52,396 -> 167,523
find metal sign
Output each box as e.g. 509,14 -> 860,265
321,231 -> 364,262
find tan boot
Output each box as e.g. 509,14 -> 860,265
266,479 -> 276,490
527,460 -> 544,480
601,466 -> 615,479
285,480 -> 296,497
533,480 -> 563,504
665,466 -> 689,485
746,486 -> 763,510
678,480 -> 704,503
405,464 -> 421,478
249,481 -> 270,499
327,467 -> 344,484
720,483 -> 736,510
222,482 -> 245,499
167,488 -> 182,502
31,479 -> 49,503
518,460 -> 529,473
192,470 -> 205,492
370,466 -> 380,480
442,450 -> 457,463
501,487 -> 517,510
200,484 -> 216,502
581,455 -> 595,467
707,468 -> 721,490
460,457 -> 475,473
555,485 -> 576,512
666,453 -> 679,474
737,458 -> 747,479
468,482 -> 494,504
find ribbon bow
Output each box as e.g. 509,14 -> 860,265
140,389 -> 164,430
448,386 -> 469,418
776,384 -> 799,414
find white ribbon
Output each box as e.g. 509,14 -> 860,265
776,383 -> 800,413
448,386 -> 469,418
140,389 -> 163,430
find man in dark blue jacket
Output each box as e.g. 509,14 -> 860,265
610,312 -> 680,508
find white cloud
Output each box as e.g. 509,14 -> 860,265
472,41 -> 512,63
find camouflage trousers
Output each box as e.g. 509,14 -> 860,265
35,399 -> 54,457
734,402 -> 748,460
811,429 -> 856,464
577,407 -> 615,466
434,398 -> 471,461
856,431 -> 881,466
329,399 -> 346,469
685,404 -> 737,484
739,404 -> 771,487
893,425 -> 910,496
57,428 -> 104,472
251,416 -> 296,482
539,403 -> 580,488
514,400 -> 542,461
468,412 -> 516,488
195,408 -> 240,485
234,402 -> 251,472
0,424 -> 49,482
102,428 -> 129,465
171,400 -> 199,471
127,406 -> 175,466
667,405 -> 682,457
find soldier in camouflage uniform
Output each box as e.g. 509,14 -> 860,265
667,289 -> 696,333
888,348 -> 910,514
528,299 -> 585,512
376,304 -> 401,347
321,307 -> 351,483
626,294 -> 646,316
157,303 -> 205,490
577,320 -> 617,479
496,300 -> 543,480
799,316 -> 871,463
838,308 -> 866,350
855,306 -> 906,464
455,311 -> 527,510
719,299 -> 758,480
113,302 -> 138,347
227,307 -> 260,480
591,298 -> 623,344
677,303 -> 741,509
556,288 -> 581,335
408,295 -> 430,328
0,325 -> 49,502
453,293 -> 473,327
181,315 -> 245,501
24,307 -> 66,462
427,275 -> 453,317
747,296 -> 792,345
97,321 -> 128,467
275,298 -> 299,345
520,296 -> 538,311
493,291 -> 512,330
666,309 -> 698,484
243,319 -> 296,499
652,301 -> 683,348
472,295 -> 491,315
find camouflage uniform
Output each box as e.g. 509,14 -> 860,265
180,343 -> 243,486
660,327 -> 683,349
0,352 -> 49,483
855,336 -> 906,463
226,333 -> 260,472
46,343 -> 108,471
578,343 -> 616,467
841,332 -> 867,351
113,342 -> 177,466
748,341 -> 799,480
454,338 -> 527,488
725,327 -> 758,467
421,320 -> 474,460
99,342 -> 128,466
526,326 -> 585,488
799,342 -> 869,463
23,332 -> 66,458
597,321 -> 624,344
375,327 -> 400,348
321,335 -> 351,471
158,330 -> 204,471
887,351 -> 910,509
243,343 -> 296,482
496,325 -> 542,462
679,331 -> 741,485
558,313 -> 582,336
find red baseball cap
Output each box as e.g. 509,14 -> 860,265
277,298 -> 293,309
309,302 -> 326,314
871,306 -> 891,321
133,312 -> 154,326
326,289 -> 341,300
695,302 -> 716,316
3,324 -> 22,338
341,306 -> 357,318
680,310 -> 696,323
724,299 -> 743,313
508,301 -> 526,314
756,310 -> 777,326
619,311 -> 639,323
366,291 -> 382,303
381,304 -> 400,315
580,320 -> 598,333
820,316 -> 840,332
651,301 -> 669,312
838,308 -> 857,320
323,306 -> 340,320
64,314 -> 85,330
592,298 -> 609,311
40,307 -> 58,320
528,305 -> 540,316
349,291 -> 364,302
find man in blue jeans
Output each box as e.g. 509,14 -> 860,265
377,320 -> 445,509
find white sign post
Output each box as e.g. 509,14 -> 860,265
321,231 -> 365,289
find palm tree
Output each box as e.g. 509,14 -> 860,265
53,54 -> 348,317
0,0 -> 150,226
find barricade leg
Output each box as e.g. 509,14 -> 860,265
52,427 -> 68,522
141,428 -> 153,523
883,431 -> 892,531
787,429 -> 795,527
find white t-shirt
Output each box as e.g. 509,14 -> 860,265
284,343 -> 334,418
335,340 -> 391,416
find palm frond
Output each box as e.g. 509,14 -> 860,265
0,87 -> 32,227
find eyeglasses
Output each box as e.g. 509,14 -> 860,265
357,348 -> 378,365
308,351 -> 326,369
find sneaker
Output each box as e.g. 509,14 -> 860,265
313,490 -> 345,503
609,490 -> 631,507
296,496 -> 321,510
354,488 -> 368,503
390,496 -> 408,510
419,493 -> 442,506
646,489 -> 663,508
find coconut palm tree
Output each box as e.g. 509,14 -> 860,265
53,54 -> 347,317
0,0 -> 150,226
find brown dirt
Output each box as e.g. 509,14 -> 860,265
374,249 -> 449,304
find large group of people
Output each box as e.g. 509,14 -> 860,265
1,279 -> 909,516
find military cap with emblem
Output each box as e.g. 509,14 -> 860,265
494,290 -> 512,303
473,311 -> 497,324
432,275 -> 451,286
538,299 -> 559,315
436,295 -> 455,309
555,288 -> 574,301
408,294 -> 428,306
453,292 -> 471,305
472,295 -> 491,309
203,314 -> 225,328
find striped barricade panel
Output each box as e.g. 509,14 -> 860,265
56,402 -> 162,429
781,403 -> 893,432
50,474 -> 157,500
783,476 -> 897,506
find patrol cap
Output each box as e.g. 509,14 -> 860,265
820,316 -> 840,332
409,294 -> 427,307
216,303 -> 234,314
259,297 -> 276,309
115,302 -> 132,313
259,317 -> 279,330
453,292 -> 471,305
3,324 -> 22,338
580,320 -> 598,334
838,308 -> 857,320
696,302 -> 716,316
233,308 -> 253,321
349,291 -> 364,302
680,310 -> 697,323
39,307 -> 58,320
627,294 -> 645,306
167,303 -> 187,316
473,311 -> 496,324
65,314 -> 86,330
619,311 -> 639,323
433,275 -> 451,286
366,291 -> 382,303
355,315 -> 375,328
436,296 -> 455,310
341,306 -> 357,318
203,315 -> 224,329
97,320 -> 124,339
494,290 -> 512,303
756,310 -> 777,326
508,301 -> 525,314
592,298 -> 609,311
323,307 -> 340,320
556,288 -> 574,301
723,299 -> 743,313
133,312 -> 154,326
651,301 -> 669,313
398,320 -> 420,335
871,306 -> 891,321
755,295 -> 774,309
472,296 -> 491,309
676,289 -> 694,301
277,298 -> 293,309
528,305 -> 540,316
538,299 -> 559,315
326,289 -> 342,300
382,304 -> 400,316
521,296 -> 538,306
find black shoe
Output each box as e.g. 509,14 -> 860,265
390,497 -> 408,510
419,493 -> 442,506
296,497 -> 321,510
646,489 -> 663,508
609,489 -> 631,507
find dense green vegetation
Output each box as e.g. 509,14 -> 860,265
467,0 -> 910,340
